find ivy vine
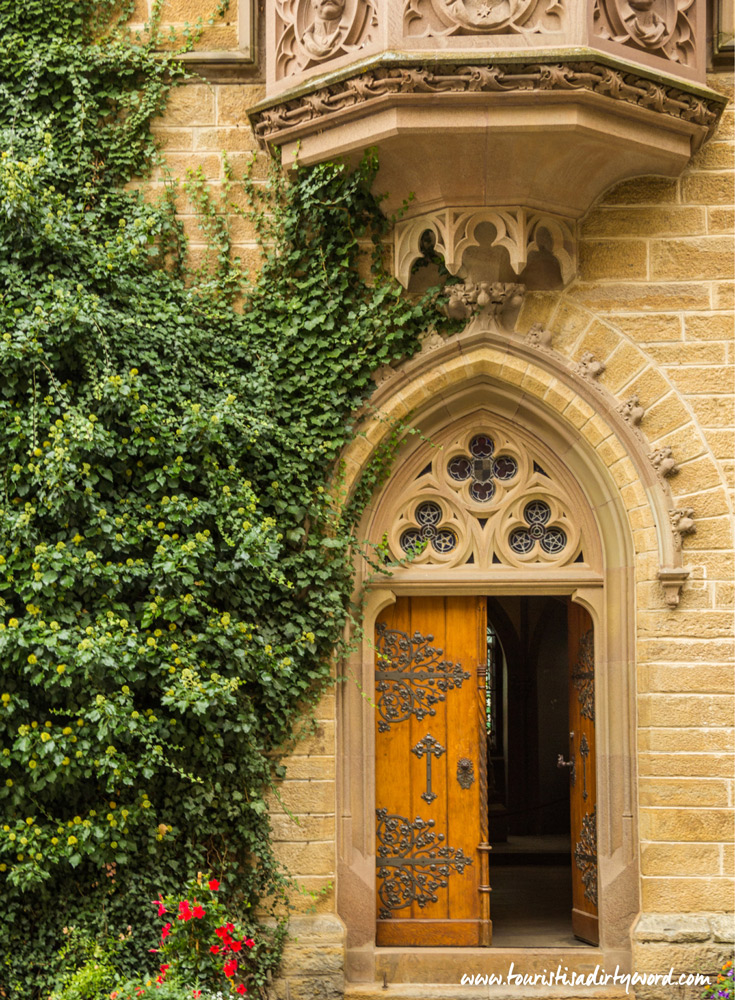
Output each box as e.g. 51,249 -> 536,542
0,1 -> 448,996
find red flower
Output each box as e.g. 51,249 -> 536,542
208,879 -> 220,891
159,965 -> 169,974
235,987 -> 247,996
223,958 -> 238,977
192,904 -> 205,919
209,945 -> 220,954
178,900 -> 193,921
192,993 -> 202,999
226,922 -> 235,932
215,925 -> 228,938
161,923 -> 171,940
244,938 -> 255,949
152,898 -> 166,916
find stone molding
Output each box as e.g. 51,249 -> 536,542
395,207 -> 577,288
593,0 -> 698,68
250,57 -> 722,147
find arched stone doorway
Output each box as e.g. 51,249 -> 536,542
337,344 -> 645,984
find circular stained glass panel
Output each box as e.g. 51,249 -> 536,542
509,528 -> 534,554
524,499 -> 551,525
448,455 -> 472,482
493,455 -> 518,481
416,501 -> 442,527
432,529 -> 456,553
470,480 -> 496,503
400,528 -> 424,553
469,434 -> 494,458
541,527 -> 567,554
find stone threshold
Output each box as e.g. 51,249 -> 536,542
345,984 -> 632,1000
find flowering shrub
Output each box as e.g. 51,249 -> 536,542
703,960 -> 734,999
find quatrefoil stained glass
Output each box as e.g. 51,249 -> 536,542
447,435 -> 518,503
509,500 -> 567,555
401,501 -> 456,554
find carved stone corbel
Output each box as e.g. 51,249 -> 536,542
650,446 -> 679,478
524,323 -> 554,351
670,507 -> 696,549
443,282 -> 525,326
574,351 -> 606,380
617,394 -> 645,426
658,568 -> 690,608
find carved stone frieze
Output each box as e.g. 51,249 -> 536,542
403,0 -> 564,37
274,0 -> 378,79
649,445 -> 679,477
251,61 -> 720,144
394,207 -> 576,289
443,282 -> 525,323
593,0 -> 697,68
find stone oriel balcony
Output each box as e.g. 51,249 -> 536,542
249,0 -> 726,286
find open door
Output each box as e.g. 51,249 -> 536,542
566,602 -> 599,945
374,596 -> 491,946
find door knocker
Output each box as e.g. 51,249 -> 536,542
456,757 -> 475,789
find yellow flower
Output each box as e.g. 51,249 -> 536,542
40,732 -> 50,743
56,663 -> 66,674
1,693 -> 10,704
7,619 -> 18,628
5,779 -> 12,787
67,835 -> 77,845
28,760 -> 37,769
27,654 -> 37,665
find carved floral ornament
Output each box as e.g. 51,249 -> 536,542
274,0 -> 378,78
404,0 -> 565,36
251,61 -> 720,144
372,423 -> 593,573
593,0 -> 696,67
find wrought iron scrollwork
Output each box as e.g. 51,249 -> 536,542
375,623 -> 471,732
574,806 -> 598,907
572,629 -> 595,721
375,809 -> 473,919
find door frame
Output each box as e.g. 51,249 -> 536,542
337,574 -> 639,982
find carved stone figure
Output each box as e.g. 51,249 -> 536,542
525,323 -> 553,350
575,352 -> 606,379
618,394 -> 645,425
649,446 -> 679,478
275,0 -> 378,79
670,507 -> 695,538
593,0 -> 696,67
301,0 -> 348,59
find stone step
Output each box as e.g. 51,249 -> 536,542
345,984 -> 633,1000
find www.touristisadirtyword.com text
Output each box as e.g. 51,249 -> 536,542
460,963 -> 712,994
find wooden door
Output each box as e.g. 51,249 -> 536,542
567,602 -> 599,945
374,596 -> 490,946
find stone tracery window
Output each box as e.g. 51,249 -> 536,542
376,422 -> 591,572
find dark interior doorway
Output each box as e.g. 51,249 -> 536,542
485,595 -> 588,947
